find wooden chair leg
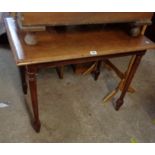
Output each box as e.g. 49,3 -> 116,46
103,56 -> 138,104
119,79 -> 135,93
103,79 -> 135,104
27,65 -> 41,132
103,88 -> 118,103
103,80 -> 123,103
115,52 -> 145,110
82,62 -> 97,75
56,67 -> 64,79
19,66 -> 27,94
103,59 -> 136,92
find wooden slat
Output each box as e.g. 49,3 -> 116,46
5,17 -> 155,66
20,13 -> 153,26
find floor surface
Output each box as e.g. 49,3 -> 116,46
0,45 -> 155,142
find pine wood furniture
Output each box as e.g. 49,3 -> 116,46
5,16 -> 155,132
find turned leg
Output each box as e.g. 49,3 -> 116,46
56,67 -> 64,79
115,52 -> 145,110
19,66 -> 27,94
27,65 -> 41,132
94,61 -> 102,81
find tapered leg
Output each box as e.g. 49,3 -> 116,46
115,52 -> 145,110
94,61 -> 102,81
19,66 -> 27,94
56,67 -> 64,79
27,65 -> 41,132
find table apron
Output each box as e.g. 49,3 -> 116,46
26,50 -> 146,69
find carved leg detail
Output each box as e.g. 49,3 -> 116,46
115,52 -> 145,110
19,66 -> 27,94
27,66 -> 41,132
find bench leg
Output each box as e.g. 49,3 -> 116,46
115,52 -> 145,110
27,65 -> 41,132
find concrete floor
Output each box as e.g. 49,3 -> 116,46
0,45 -> 155,142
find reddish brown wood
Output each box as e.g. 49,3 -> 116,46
20,13 -> 153,26
94,61 -> 102,81
56,67 -> 64,79
27,65 -> 41,132
5,18 -> 155,66
4,17 -> 155,132
19,66 -> 27,94
115,51 -> 146,110
17,13 -> 153,37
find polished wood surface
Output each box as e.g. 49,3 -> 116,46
27,66 -> 41,132
5,16 -> 155,132
20,13 -> 153,26
5,18 -> 155,66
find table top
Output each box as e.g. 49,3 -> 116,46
5,17 -> 155,66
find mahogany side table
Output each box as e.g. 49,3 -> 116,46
5,17 -> 155,132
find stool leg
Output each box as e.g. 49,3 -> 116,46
27,66 -> 41,132
19,66 -> 27,94
94,61 -> 102,81
115,52 -> 145,110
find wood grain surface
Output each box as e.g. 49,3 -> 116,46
5,17 -> 155,66
20,12 -> 153,26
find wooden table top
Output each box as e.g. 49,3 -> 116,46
5,17 -> 155,66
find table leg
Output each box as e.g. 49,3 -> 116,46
27,65 -> 41,132
19,66 -> 27,94
94,61 -> 102,81
115,52 -> 145,110
56,67 -> 64,79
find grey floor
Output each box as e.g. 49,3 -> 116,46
0,45 -> 155,143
